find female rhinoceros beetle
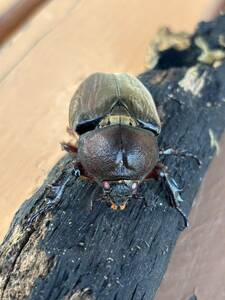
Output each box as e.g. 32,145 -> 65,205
28,73 -> 201,228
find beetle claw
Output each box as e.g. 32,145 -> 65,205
159,170 -> 189,229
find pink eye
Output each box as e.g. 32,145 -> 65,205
103,181 -> 110,189
132,183 -> 137,190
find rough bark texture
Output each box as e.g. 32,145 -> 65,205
1,15 -> 225,300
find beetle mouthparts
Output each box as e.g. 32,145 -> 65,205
110,202 -> 127,210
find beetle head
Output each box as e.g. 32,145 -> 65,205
102,180 -> 138,210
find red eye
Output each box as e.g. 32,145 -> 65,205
103,181 -> 110,189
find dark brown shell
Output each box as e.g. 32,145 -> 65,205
77,125 -> 158,182
69,73 -> 161,132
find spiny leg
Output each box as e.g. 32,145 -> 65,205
27,139 -> 82,228
146,164 -> 188,228
26,167 -> 81,229
159,148 -> 202,166
159,169 -> 189,228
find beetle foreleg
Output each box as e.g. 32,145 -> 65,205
159,169 -> 189,228
159,148 -> 202,166
145,164 -> 188,228
26,167 -> 81,229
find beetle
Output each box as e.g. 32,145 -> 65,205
28,72 -> 200,228
63,72 -> 201,225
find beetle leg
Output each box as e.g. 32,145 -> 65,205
26,166 -> 81,229
159,169 -> 189,228
61,141 -> 78,156
145,164 -> 188,228
159,148 -> 202,166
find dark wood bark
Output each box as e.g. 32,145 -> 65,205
1,15 -> 225,300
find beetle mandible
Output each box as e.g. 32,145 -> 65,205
28,72 -> 201,228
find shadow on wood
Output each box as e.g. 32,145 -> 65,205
0,0 -> 50,45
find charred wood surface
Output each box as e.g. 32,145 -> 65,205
1,15 -> 225,300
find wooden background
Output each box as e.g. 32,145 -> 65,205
0,0 -> 225,299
